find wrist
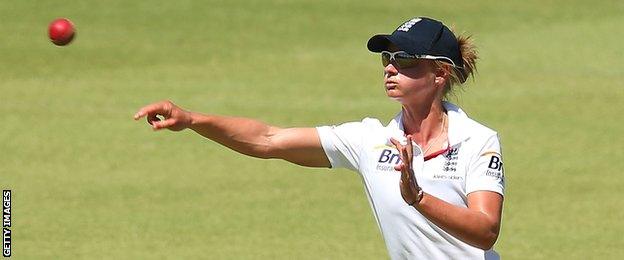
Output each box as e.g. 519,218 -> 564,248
186,111 -> 195,129
187,111 -> 208,131
409,188 -> 424,206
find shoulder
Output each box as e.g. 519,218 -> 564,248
462,118 -> 501,160
322,117 -> 385,131
316,117 -> 387,142
361,117 -> 385,129
445,102 -> 498,141
463,116 -> 498,140
445,102 -> 502,158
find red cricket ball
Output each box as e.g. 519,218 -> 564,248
48,18 -> 76,46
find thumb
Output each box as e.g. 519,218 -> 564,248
152,118 -> 177,131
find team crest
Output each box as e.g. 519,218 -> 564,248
397,18 -> 422,32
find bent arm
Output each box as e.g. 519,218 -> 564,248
415,191 -> 503,250
392,136 -> 503,250
134,100 -> 331,168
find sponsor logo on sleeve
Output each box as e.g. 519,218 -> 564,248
482,151 -> 504,179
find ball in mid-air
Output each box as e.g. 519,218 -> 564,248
48,18 -> 75,46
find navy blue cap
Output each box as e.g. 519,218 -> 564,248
368,17 -> 467,82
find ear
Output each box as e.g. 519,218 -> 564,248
433,65 -> 450,88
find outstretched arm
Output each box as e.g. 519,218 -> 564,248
134,100 -> 331,168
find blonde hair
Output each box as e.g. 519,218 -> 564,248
435,32 -> 478,98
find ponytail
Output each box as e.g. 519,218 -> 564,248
457,34 -> 478,81
436,31 -> 479,98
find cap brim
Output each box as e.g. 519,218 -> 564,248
367,34 -> 420,55
367,35 -> 393,52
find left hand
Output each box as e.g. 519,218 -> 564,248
390,135 -> 422,205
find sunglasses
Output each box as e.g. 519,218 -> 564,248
381,51 -> 457,69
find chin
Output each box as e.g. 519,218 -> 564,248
386,95 -> 403,102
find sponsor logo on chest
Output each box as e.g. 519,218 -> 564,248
376,148 -> 401,172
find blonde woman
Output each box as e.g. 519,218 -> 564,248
135,17 -> 505,259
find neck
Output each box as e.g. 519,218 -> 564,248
401,101 -> 446,146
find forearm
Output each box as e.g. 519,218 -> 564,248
414,193 -> 501,250
134,100 -> 328,167
188,112 -> 278,158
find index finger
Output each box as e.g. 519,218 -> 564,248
400,144 -> 411,169
133,102 -> 166,120
389,137 -> 403,150
405,135 -> 414,161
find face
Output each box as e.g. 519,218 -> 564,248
381,49 -> 445,106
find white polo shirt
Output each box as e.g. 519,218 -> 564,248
316,102 -> 504,260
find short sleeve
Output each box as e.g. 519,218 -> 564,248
465,134 -> 505,196
316,122 -> 367,172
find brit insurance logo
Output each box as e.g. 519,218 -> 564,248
482,151 -> 504,179
375,145 -> 401,172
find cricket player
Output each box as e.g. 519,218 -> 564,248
135,17 -> 504,259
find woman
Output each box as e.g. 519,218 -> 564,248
134,17 -> 504,259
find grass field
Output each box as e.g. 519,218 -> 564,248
2,0 -> 624,259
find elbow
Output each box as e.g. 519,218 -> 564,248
255,128 -> 280,159
475,231 -> 499,250
249,144 -> 275,159
261,132 -> 288,160
259,142 -> 290,160
229,140 -> 273,159
260,141 -> 280,159
257,149 -> 275,159
472,211 -> 502,250
242,133 -> 276,159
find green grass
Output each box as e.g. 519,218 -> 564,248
2,0 -> 623,259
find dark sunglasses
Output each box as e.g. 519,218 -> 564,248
381,51 -> 420,69
381,51 -> 457,69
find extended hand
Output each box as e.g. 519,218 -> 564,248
390,136 -> 423,206
133,100 -> 192,131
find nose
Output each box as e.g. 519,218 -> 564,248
384,63 -> 398,77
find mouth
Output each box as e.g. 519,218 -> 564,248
385,82 -> 398,90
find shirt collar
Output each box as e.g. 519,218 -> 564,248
386,101 -> 471,147
443,101 -> 472,146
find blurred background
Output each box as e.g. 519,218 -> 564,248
1,0 -> 623,258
